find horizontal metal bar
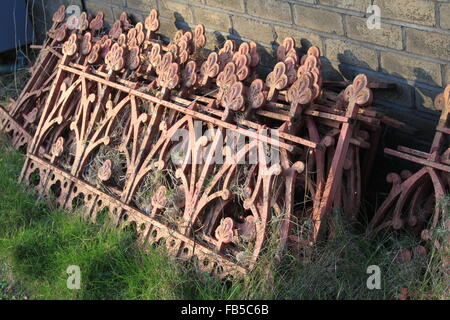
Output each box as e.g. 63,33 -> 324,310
397,145 -> 430,159
27,154 -> 248,275
385,148 -> 450,173
59,64 -> 299,153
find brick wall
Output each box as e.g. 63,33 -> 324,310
28,0 -> 450,135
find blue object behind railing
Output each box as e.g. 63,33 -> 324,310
0,0 -> 33,53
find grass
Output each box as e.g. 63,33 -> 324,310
0,134 -> 448,300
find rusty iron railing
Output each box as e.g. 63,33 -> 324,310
2,5 -> 444,277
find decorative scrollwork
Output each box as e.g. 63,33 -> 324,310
287,73 -> 313,116
216,62 -> 237,100
266,62 -> 288,101
117,33 -> 127,47
80,32 -> 93,56
298,55 -> 320,78
126,45 -> 141,71
105,43 -> 125,72
297,56 -> 321,100
54,23 -> 68,42
199,52 -> 220,86
180,31 -> 193,47
23,108 -> 39,124
135,22 -> 145,45
300,46 -> 321,65
221,81 -> 244,112
148,43 -> 162,73
235,43 -> 251,66
78,12 -> 89,31
215,217 -> 235,245
145,9 -> 160,39
247,79 -> 265,110
98,159 -> 112,182
156,52 -> 174,75
343,74 -> 372,107
151,186 -> 168,210
232,53 -> 250,81
87,43 -> 100,64
89,12 -> 104,33
13,5 -> 396,280
119,12 -> 131,31
181,60 -> 197,88
193,24 -> 206,50
109,21 -> 122,39
277,37 -> 296,62
100,38 -> 112,58
248,41 -> 260,68
66,14 -> 79,31
284,56 -> 297,85
51,137 -> 64,158
171,30 -> 185,45
52,5 -> 65,24
177,39 -> 189,64
218,39 -> 235,69
62,34 -> 78,56
157,60 -> 180,93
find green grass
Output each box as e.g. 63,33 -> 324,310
0,134 -> 448,300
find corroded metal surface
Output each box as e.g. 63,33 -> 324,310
369,85 -> 450,251
0,6 -> 395,277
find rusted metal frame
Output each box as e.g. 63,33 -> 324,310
11,8 -> 393,275
384,148 -> 450,173
9,50 -> 59,118
316,120 -> 371,149
310,74 -> 372,242
170,92 -> 319,150
19,51 -> 77,187
24,154 -> 248,277
12,8 -> 293,277
277,147 -> 305,255
240,138 -> 284,267
360,123 -> 382,198
305,116 -> 328,228
426,167 -> 446,229
368,169 -> 426,234
27,54 -> 75,156
312,102 -> 381,126
9,10 -> 70,118
242,96 -> 370,149
58,64 -> 299,153
16,69 -> 56,128
119,114 -> 278,266
119,100 -> 174,204
342,143 -> 362,220
1,8 -> 99,150
406,179 -> 432,231
390,169 -> 436,230
0,107 -> 34,150
396,145 -> 430,159
34,51 -> 278,272
370,85 -> 449,239
190,75 -> 357,129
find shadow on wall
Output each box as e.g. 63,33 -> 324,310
334,50 -> 440,132
163,10 -> 329,78
161,10 -> 441,137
